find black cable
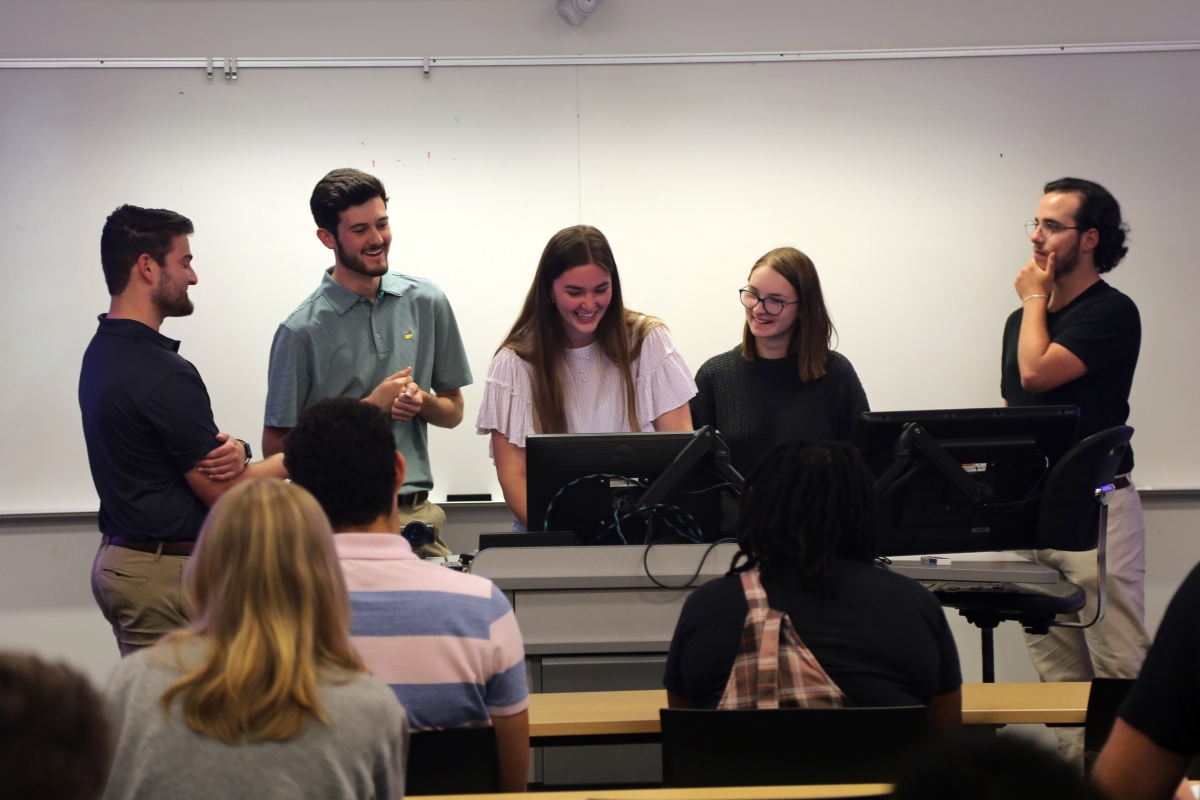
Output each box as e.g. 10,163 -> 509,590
641,537 -> 736,590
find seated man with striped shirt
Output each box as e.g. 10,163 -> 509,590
284,397 -> 530,792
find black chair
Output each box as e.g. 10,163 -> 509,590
660,706 -> 929,787
404,726 -> 501,796
935,425 -> 1133,682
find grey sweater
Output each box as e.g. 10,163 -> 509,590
103,641 -> 408,800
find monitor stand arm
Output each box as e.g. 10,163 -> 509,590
635,426 -> 745,510
874,422 -> 994,503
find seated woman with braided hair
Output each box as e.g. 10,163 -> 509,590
662,439 -> 963,733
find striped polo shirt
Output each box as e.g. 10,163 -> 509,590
334,533 -> 529,730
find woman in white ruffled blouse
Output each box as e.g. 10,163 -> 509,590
475,225 -> 698,529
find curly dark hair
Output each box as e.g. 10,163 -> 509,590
99,204 -> 194,295
309,168 -> 389,234
732,439 -> 877,591
1044,177 -> 1130,273
0,652 -> 112,800
283,398 -> 397,530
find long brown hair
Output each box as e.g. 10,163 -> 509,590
741,246 -> 835,381
158,480 -> 365,743
499,225 -> 661,434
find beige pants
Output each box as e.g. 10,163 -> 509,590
91,538 -> 191,657
401,496 -> 452,558
1019,479 -> 1150,769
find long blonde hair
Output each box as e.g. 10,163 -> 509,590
499,225 -> 661,434
158,479 -> 365,743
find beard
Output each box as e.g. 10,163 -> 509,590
1053,241 -> 1081,278
151,276 -> 194,318
335,235 -> 388,278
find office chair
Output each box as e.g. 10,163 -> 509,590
660,706 -> 929,787
404,725 -> 501,796
935,426 -> 1133,682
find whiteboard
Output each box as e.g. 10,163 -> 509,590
2,50 -> 1198,513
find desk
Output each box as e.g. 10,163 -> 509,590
418,785 -> 891,800
527,682 -> 1090,745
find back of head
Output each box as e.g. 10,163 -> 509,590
892,733 -> 1101,800
310,168 -> 389,234
735,439 -> 877,589
741,246 -> 834,381
99,204 -> 193,296
0,651 -> 112,800
284,398 -> 397,530
1043,177 -> 1129,273
161,479 -> 363,743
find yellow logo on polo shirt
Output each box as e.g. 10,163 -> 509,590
404,330 -> 414,340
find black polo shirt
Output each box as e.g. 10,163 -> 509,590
1001,280 -> 1140,474
78,316 -> 219,543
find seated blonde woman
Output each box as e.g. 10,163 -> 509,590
102,480 -> 408,800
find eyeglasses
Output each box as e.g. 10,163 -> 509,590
739,288 -> 798,316
1026,219 -> 1083,237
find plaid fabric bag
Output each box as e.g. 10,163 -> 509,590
717,567 -> 847,710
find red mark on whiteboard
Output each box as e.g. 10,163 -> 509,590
372,160 -> 376,167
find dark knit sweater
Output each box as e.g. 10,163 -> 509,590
691,346 -> 870,481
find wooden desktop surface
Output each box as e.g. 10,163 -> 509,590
527,682 -> 1091,736
419,785 -> 891,800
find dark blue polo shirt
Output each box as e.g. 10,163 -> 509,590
79,316 -> 219,542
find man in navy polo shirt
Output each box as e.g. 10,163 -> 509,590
79,205 -> 287,655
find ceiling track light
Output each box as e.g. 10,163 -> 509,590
557,0 -> 606,27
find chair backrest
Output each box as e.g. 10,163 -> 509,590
660,706 -> 929,787
1037,426 -> 1133,551
1083,678 -> 1135,775
404,725 -> 500,796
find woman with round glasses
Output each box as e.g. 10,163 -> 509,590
476,225 -> 697,529
692,247 -> 869,526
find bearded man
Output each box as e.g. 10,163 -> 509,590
263,169 -> 472,557
80,205 -> 286,655
1001,177 -> 1149,769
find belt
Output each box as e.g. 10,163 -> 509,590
107,536 -> 195,557
398,491 -> 429,508
1113,475 -> 1132,490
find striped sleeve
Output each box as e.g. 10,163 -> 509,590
475,349 -> 536,450
634,326 -> 698,428
484,584 -> 529,716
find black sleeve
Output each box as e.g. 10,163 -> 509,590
664,579 -> 747,707
835,357 -> 870,440
1119,563 -> 1200,756
690,362 -> 717,430
140,370 -> 221,474
1001,310 -> 1020,402
1052,294 -> 1141,375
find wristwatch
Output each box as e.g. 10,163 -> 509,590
237,439 -> 252,466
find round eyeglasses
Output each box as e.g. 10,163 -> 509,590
739,288 -> 798,316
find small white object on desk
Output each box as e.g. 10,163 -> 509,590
920,556 -> 953,566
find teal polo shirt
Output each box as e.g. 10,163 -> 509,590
265,269 -> 473,494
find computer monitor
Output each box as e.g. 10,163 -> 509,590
525,431 -> 733,545
853,406 -> 1080,556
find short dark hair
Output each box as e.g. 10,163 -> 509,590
309,169 -> 389,234
284,398 -> 396,530
1044,177 -> 1129,273
892,733 -> 1102,800
0,652 -> 112,800
99,205 -> 194,295
733,439 -> 877,590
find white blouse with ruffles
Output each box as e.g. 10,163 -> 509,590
475,325 -> 698,451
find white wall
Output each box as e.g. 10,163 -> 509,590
2,0 -> 1200,59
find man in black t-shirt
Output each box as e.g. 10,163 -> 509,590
1000,178 -> 1149,767
80,205 -> 287,655
1092,561 -> 1200,800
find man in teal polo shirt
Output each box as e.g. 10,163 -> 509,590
263,168 -> 472,556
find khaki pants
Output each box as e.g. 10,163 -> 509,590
1019,479 -> 1150,769
401,496 -> 452,558
91,538 -> 191,657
